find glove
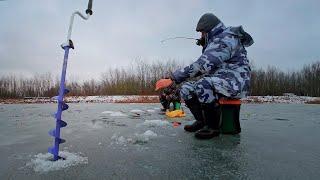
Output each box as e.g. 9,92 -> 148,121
155,79 -> 173,91
165,95 -> 172,101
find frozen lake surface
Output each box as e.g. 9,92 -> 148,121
0,103 -> 320,179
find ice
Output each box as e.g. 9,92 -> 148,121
26,151 -> 88,173
111,130 -> 158,146
135,130 -> 157,143
118,136 -> 127,144
101,111 -> 127,117
111,134 -> 128,145
143,130 -> 157,137
101,111 -> 114,114
146,109 -> 156,113
130,109 -> 145,113
111,135 -> 129,145
109,111 -> 127,117
142,120 -> 170,127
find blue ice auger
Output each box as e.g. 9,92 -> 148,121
48,0 -> 93,161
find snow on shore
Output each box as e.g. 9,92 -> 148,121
1,95 -> 320,104
65,96 -> 159,103
241,96 -> 319,104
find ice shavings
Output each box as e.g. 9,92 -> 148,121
111,130 -> 158,146
26,151 -> 88,173
135,130 -> 157,143
111,134 -> 128,145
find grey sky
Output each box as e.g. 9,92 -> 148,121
0,0 -> 319,80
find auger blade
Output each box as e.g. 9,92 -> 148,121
64,88 -> 70,95
60,120 -> 67,128
48,146 -> 65,161
62,103 -> 69,111
58,138 -> 66,144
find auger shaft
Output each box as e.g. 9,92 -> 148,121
48,0 -> 93,161
51,46 -> 70,161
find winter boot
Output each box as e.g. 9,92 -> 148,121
195,103 -> 221,139
184,97 -> 205,132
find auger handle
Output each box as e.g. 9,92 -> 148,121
86,0 -> 93,15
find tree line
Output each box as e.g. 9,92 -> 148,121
1,60 -> 319,98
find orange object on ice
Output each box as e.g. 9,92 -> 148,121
165,110 -> 186,118
155,79 -> 173,91
172,121 -> 182,128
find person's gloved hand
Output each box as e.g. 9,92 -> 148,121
165,94 -> 172,101
155,79 -> 173,91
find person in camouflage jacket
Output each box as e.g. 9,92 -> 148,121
157,13 -> 253,139
159,85 -> 181,112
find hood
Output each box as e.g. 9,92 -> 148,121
225,26 -> 254,47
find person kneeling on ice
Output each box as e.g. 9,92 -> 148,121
155,13 -> 253,139
158,85 -> 181,112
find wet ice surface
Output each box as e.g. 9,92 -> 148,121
1,103 -> 320,179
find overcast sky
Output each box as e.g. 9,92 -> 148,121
0,0 -> 319,80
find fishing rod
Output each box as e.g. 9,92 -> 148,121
160,36 -> 197,43
161,36 -> 205,47
49,0 -> 93,161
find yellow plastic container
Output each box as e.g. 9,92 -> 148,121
165,110 -> 186,118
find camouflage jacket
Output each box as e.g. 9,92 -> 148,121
172,23 -> 254,98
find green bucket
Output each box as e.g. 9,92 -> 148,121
220,104 -> 241,134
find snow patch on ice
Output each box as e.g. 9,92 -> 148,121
111,130 -> 158,145
109,111 -> 127,117
130,109 -> 145,113
101,111 -> 114,114
26,151 -> 88,173
135,130 -> 157,143
146,109 -> 156,113
111,134 -> 128,145
101,111 -> 127,117
142,120 -> 170,127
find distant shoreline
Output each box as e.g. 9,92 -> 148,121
1,95 -> 320,104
